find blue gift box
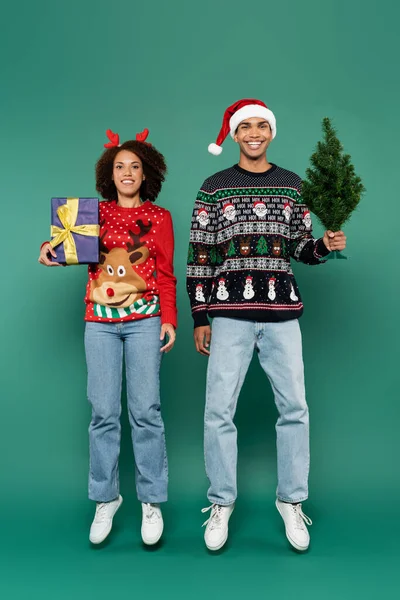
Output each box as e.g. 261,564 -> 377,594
50,197 -> 99,264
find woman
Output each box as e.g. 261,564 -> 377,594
39,129 -> 177,546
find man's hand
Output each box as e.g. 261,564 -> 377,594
323,230 -> 347,252
194,325 -> 211,356
38,243 -> 62,266
160,323 -> 176,353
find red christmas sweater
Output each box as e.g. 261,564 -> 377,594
85,200 -> 177,327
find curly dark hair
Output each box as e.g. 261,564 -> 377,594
95,140 -> 167,202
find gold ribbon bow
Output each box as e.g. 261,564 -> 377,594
50,198 -> 99,264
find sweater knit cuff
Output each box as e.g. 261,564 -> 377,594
193,310 -> 210,328
161,309 -> 177,329
315,238 -> 330,259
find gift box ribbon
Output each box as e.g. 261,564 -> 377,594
50,198 -> 100,264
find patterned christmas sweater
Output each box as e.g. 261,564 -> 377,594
186,164 -> 329,327
85,200 -> 177,327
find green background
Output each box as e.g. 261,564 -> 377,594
1,0 -> 399,597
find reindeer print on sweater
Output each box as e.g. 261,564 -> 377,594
85,201 -> 177,326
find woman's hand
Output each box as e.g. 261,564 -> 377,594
38,243 -> 62,266
160,323 -> 176,353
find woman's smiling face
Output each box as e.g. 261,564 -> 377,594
112,150 -> 144,199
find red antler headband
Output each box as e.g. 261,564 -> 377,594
103,128 -> 151,148
136,128 -> 150,144
104,129 -> 120,148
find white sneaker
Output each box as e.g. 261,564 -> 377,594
276,499 -> 312,551
89,495 -> 123,544
202,503 -> 234,551
141,503 -> 164,545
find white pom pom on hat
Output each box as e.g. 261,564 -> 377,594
208,143 -> 223,156
208,98 -> 277,155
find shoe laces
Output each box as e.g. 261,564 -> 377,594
201,504 -> 223,529
94,502 -> 109,523
143,503 -> 160,524
291,503 -> 312,529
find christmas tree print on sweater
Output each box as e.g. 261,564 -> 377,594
256,236 -> 268,255
186,164 -> 330,327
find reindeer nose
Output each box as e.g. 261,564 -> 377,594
106,288 -> 115,298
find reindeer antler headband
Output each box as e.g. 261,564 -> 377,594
103,128 -> 151,148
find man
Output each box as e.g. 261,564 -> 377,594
186,99 -> 346,552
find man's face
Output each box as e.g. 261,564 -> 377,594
234,117 -> 272,159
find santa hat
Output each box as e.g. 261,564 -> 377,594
283,202 -> 291,211
253,200 -> 265,208
303,210 -> 310,218
223,202 -> 234,212
208,98 -> 277,155
196,283 -> 203,289
198,208 -> 208,216
246,276 -> 253,282
269,277 -> 276,283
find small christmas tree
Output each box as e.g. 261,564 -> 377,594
302,117 -> 365,259
227,239 -> 236,257
187,243 -> 195,263
256,236 -> 268,255
215,246 -> 224,264
209,246 -> 217,265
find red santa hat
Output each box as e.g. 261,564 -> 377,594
208,98 -> 277,155
198,208 -> 208,216
269,277 -> 276,283
303,210 -> 311,218
283,202 -> 291,211
246,276 -> 253,282
254,200 -> 265,208
196,283 -> 203,289
223,202 -> 235,212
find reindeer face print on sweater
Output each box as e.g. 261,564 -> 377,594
90,219 -> 152,308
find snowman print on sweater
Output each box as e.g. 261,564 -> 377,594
268,277 -> 276,301
195,283 -> 206,303
243,275 -> 255,300
290,283 -> 298,302
216,278 -> 229,301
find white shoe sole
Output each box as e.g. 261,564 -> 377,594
275,500 -> 309,552
205,531 -> 229,552
141,521 -> 164,546
89,495 -> 123,544
140,521 -> 164,546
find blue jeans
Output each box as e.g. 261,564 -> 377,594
205,317 -> 309,505
84,317 -> 168,503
